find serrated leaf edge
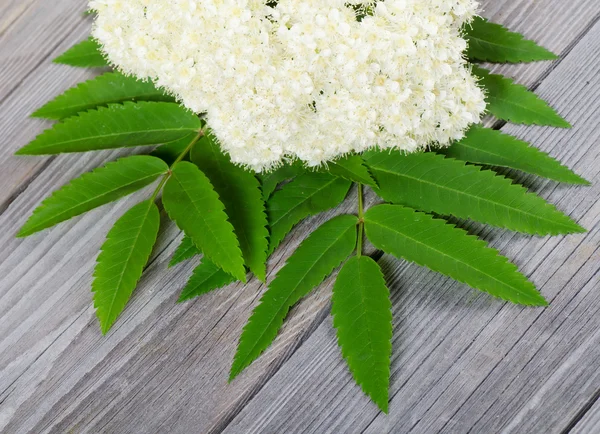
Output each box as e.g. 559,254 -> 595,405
364,205 -> 548,306
366,153 -> 585,236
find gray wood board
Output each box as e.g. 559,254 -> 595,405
224,15 -> 600,434
0,0 -> 599,432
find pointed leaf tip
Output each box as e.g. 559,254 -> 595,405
364,204 -> 548,306
32,71 -> 175,120
465,17 -> 559,63
53,37 -> 108,68
17,155 -> 168,237
364,151 -> 584,236
230,214 -> 358,379
441,126 -> 590,185
191,135 -> 269,282
178,259 -> 237,302
93,200 -> 160,333
332,256 -> 392,412
169,235 -> 201,268
473,66 -> 571,128
17,102 -> 201,156
163,162 -> 247,282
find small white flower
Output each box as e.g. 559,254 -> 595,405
90,0 -> 486,172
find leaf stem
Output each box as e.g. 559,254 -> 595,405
172,130 -> 204,167
357,183 -> 364,257
150,130 -> 204,202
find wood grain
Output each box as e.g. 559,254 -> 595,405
0,0 -> 599,432
0,0 -> 98,210
224,17 -> 600,434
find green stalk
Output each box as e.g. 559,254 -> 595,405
150,130 -> 204,202
357,183 -> 364,257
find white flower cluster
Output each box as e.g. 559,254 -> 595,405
90,0 -> 486,171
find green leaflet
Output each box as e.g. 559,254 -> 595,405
440,126 -> 589,185
162,162 -> 246,282
327,155 -> 377,187
268,172 -> 352,254
365,204 -> 547,306
169,235 -> 201,268
364,151 -> 584,236
231,214 -> 358,380
151,133 -> 197,166
54,37 -> 109,68
93,200 -> 160,334
465,17 -> 558,63
332,256 -> 392,413
18,155 -> 168,237
473,66 -> 570,128
32,72 -> 175,120
258,160 -> 306,200
16,102 -> 202,155
178,259 -> 237,302
191,135 -> 269,282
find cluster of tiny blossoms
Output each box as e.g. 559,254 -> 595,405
90,0 -> 486,172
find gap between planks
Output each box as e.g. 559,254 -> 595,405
0,0 -> 599,432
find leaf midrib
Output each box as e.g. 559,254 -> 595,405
352,260 -> 382,366
180,264 -> 227,300
170,170 -> 243,278
37,125 -> 199,149
468,36 -> 549,57
235,222 -> 355,370
478,71 -> 567,126
102,203 -> 153,330
47,89 -> 167,116
270,176 -> 340,228
488,91 -> 561,124
205,143 -> 257,261
24,170 -> 165,234
371,163 -> 574,232
454,138 -> 557,172
366,218 -> 535,300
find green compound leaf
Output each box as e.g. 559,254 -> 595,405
364,151 -> 584,235
18,155 -> 168,237
169,235 -> 201,268
332,255 -> 392,413
258,160 -> 306,200
93,200 -> 160,334
33,72 -> 174,120
16,102 -> 202,155
440,126 -> 589,185
163,162 -> 246,282
192,135 -> 269,282
465,17 -> 558,63
268,172 -> 352,254
54,37 -> 108,68
365,204 -> 547,306
473,65 -> 570,128
178,259 -> 237,302
327,155 -> 377,187
231,214 -> 358,380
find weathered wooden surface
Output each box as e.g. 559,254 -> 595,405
0,1 -> 599,433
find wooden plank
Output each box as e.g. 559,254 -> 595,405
571,398 -> 600,433
0,178 -> 373,432
0,0 -> 98,209
223,18 -> 600,434
0,0 -> 598,432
